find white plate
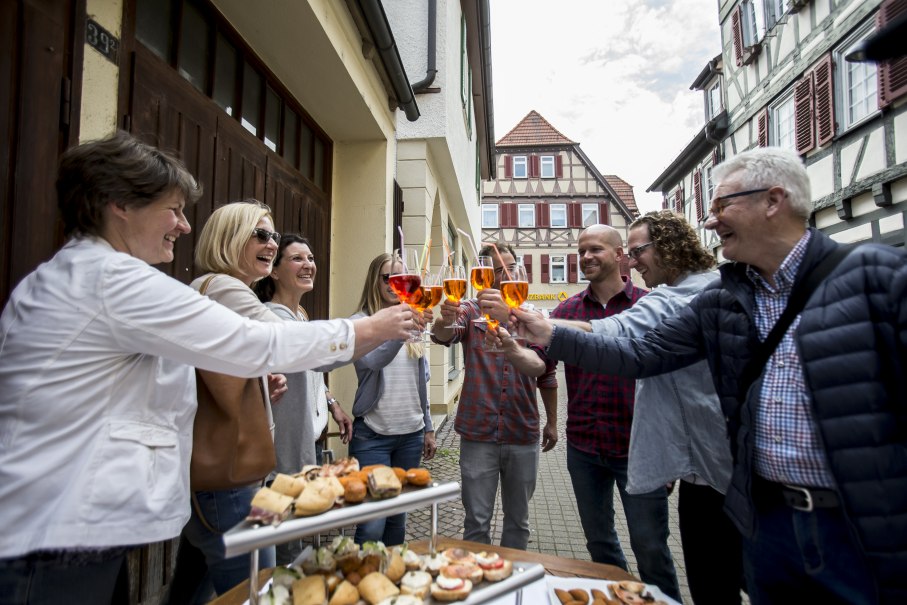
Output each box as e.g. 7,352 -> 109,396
546,576 -> 682,605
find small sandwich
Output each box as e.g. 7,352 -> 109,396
290,575 -> 326,605
357,572 -> 400,605
294,477 -> 341,516
327,579 -> 359,605
430,574 -> 473,602
399,570 -> 432,599
440,563 -> 482,584
246,487 -> 294,526
367,466 -> 402,499
440,547 -> 475,566
270,565 -> 302,590
383,550 -> 405,583
420,552 -> 449,577
475,551 -> 513,582
300,546 -> 337,575
329,535 -> 361,574
393,544 -> 422,572
271,473 -> 307,497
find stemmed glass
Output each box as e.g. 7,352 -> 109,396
389,249 -> 423,343
440,264 -> 467,304
418,269 -> 443,339
470,256 -> 495,327
500,261 -> 529,345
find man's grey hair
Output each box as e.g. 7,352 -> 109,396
713,147 -> 812,220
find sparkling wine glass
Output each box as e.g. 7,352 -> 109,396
390,248 -> 423,342
440,264 -> 467,304
500,261 -> 529,346
420,269 -> 443,339
470,256 -> 494,326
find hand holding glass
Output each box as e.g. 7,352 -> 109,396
390,248 -> 423,342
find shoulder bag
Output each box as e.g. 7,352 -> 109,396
190,275 -> 276,491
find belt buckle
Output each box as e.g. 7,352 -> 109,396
785,484 -> 814,512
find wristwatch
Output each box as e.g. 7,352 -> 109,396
326,397 -> 338,408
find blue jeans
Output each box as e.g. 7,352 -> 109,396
349,418 -> 424,546
459,439 -> 538,550
180,485 -> 275,601
743,493 -> 877,604
567,444 -> 681,601
0,551 -> 125,605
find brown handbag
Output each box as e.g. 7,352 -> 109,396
189,276 -> 276,491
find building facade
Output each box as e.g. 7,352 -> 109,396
648,0 -> 907,257
482,111 -> 641,315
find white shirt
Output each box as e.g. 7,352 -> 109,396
0,237 -> 355,557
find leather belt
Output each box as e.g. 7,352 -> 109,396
756,477 -> 840,512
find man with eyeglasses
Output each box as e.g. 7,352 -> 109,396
513,147 -> 907,603
544,225 -> 682,601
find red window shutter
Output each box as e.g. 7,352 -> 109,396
732,6 -> 744,67
523,254 -> 533,283
878,1 -> 907,108
693,170 -> 704,222
536,202 -> 550,227
509,204 -> 519,227
529,155 -> 540,178
504,155 -> 513,179
813,55 -> 835,147
567,254 -> 578,283
499,204 -> 512,227
569,203 -> 582,227
757,108 -> 769,147
599,202 -> 609,225
674,188 -> 683,214
541,254 -> 550,284
555,155 -> 564,178
794,73 -> 815,155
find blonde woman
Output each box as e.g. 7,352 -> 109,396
348,253 -> 437,545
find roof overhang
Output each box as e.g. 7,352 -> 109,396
690,54 -> 722,90
463,0 -> 496,179
648,110 -> 728,193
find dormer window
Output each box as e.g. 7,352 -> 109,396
707,82 -> 722,119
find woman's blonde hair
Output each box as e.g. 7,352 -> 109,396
356,253 -> 394,316
195,199 -> 273,277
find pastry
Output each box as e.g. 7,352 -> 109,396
399,570 -> 432,599
404,468 -> 432,486
367,466 -> 402,499
475,551 -> 513,581
291,575 -> 326,605
430,576 -> 473,601
327,579 -> 359,605
357,572 -> 400,605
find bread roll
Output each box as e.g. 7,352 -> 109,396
327,580 -> 358,605
430,577 -> 473,602
399,570 -> 432,599
384,551 -> 405,583
291,575 -> 326,605
367,467 -> 402,499
271,473 -> 307,497
356,572 -> 399,605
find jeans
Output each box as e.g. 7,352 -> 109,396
178,485 -> 275,602
678,481 -> 743,605
743,489 -> 877,605
567,444 -> 681,601
0,551 -> 125,605
459,439 -> 539,550
348,418 -> 424,546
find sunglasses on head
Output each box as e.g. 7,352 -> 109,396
380,273 -> 390,284
251,228 -> 281,244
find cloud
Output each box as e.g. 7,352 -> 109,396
490,0 -> 721,212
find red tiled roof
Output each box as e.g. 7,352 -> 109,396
496,110 -> 575,146
604,175 -> 639,215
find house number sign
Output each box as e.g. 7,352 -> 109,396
86,19 -> 118,65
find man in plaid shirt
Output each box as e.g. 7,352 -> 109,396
433,242 -> 558,549
549,225 -> 679,599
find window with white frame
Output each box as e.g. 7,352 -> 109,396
550,256 -> 566,283
708,81 -> 722,119
518,204 -> 535,228
540,155 -> 556,178
582,203 -> 599,227
771,91 -> 796,151
512,156 -> 528,179
764,0 -> 785,31
550,204 -> 567,227
741,0 -> 766,47
482,204 -> 498,228
836,23 -> 878,131
704,162 -> 715,201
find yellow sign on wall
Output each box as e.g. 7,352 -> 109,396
527,291 -> 569,302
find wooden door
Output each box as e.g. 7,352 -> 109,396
0,0 -> 81,304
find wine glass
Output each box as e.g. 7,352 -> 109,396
500,261 -> 529,346
420,269 -> 443,339
440,264 -> 467,304
470,256 -> 494,326
390,248 -> 423,342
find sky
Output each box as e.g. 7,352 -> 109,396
489,0 -> 722,213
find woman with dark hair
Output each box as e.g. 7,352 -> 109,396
0,132 -> 414,605
254,234 -> 353,564
347,252 -> 437,546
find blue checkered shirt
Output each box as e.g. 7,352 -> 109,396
748,230 -> 835,488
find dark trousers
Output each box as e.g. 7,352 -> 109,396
0,552 -> 127,605
743,481 -> 877,605
678,481 -> 743,605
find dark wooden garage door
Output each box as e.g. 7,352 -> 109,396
127,46 -> 331,319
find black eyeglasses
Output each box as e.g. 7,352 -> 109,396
380,273 -> 390,284
251,228 -> 281,244
627,242 -> 655,260
707,188 -> 770,219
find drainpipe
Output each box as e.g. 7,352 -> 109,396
411,0 -> 437,92
359,0 -> 421,121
